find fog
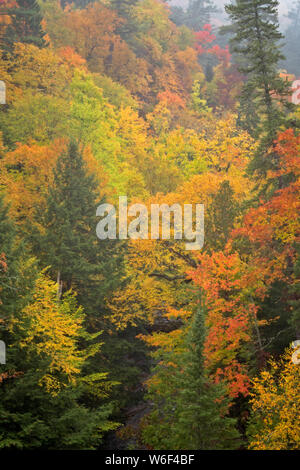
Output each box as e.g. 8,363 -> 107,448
169,0 -> 294,29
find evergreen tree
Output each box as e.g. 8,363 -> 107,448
0,198 -> 117,450
110,0 -> 139,17
0,195 -> 18,319
206,180 -> 240,251
34,140 -> 121,322
31,141 -> 142,421
60,0 -> 92,9
171,298 -> 240,449
1,0 -> 47,52
169,5 -> 187,27
0,271 -> 117,450
186,0 -> 217,31
225,0 -> 292,177
170,0 -> 217,30
109,0 -> 140,40
143,297 -> 240,450
283,1 -> 300,76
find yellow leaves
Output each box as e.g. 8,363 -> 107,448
12,272 -> 85,395
0,138 -> 108,234
107,119 -> 255,330
134,0 -> 172,45
183,114 -> 254,175
139,329 -> 184,351
0,140 -> 63,229
0,43 -> 74,105
149,113 -> 256,195
248,349 -> 300,450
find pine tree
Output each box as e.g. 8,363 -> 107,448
186,0 -> 217,31
169,5 -> 186,27
34,141 -> 121,321
283,0 -> 300,76
206,180 -> 240,251
1,0 -> 47,52
142,297 -> 240,450
60,0 -> 92,9
170,0 -> 217,30
110,0 -> 139,17
109,0 -> 139,39
0,271 -> 118,450
0,195 -> 19,319
225,0 -> 292,177
170,298 -> 240,450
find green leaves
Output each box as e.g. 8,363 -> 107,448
2,0 -> 47,52
226,0 -> 292,175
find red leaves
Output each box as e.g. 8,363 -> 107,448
215,362 -> 250,398
208,45 -> 231,65
189,251 -> 254,398
234,130 -> 300,262
0,253 -> 7,273
194,24 -> 231,65
195,24 -> 216,46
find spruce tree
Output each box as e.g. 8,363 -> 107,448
186,0 -> 217,31
225,0 -> 292,177
109,0 -> 139,39
60,0 -> 92,9
110,0 -> 139,17
206,180 -> 240,252
171,298 -> 240,450
0,271 -> 117,450
1,0 -> 47,52
283,0 -> 300,76
0,195 -> 19,319
170,0 -> 217,30
34,141 -> 121,321
32,141 -> 138,421
143,296 -> 240,450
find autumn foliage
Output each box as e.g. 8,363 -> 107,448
0,0 -> 299,451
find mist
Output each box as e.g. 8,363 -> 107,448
169,0 -> 294,29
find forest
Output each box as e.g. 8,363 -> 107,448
0,0 -> 299,451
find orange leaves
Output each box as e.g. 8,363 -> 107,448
58,2 -> 152,101
157,91 -> 186,110
0,140 -> 64,227
0,0 -> 16,29
57,46 -> 87,70
0,253 -> 7,273
233,129 -> 300,282
189,251 -> 257,397
62,3 -> 122,71
270,129 -> 300,178
0,139 -> 106,232
193,128 -> 300,399
215,362 -> 250,399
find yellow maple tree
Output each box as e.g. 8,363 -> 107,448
248,349 -> 300,450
